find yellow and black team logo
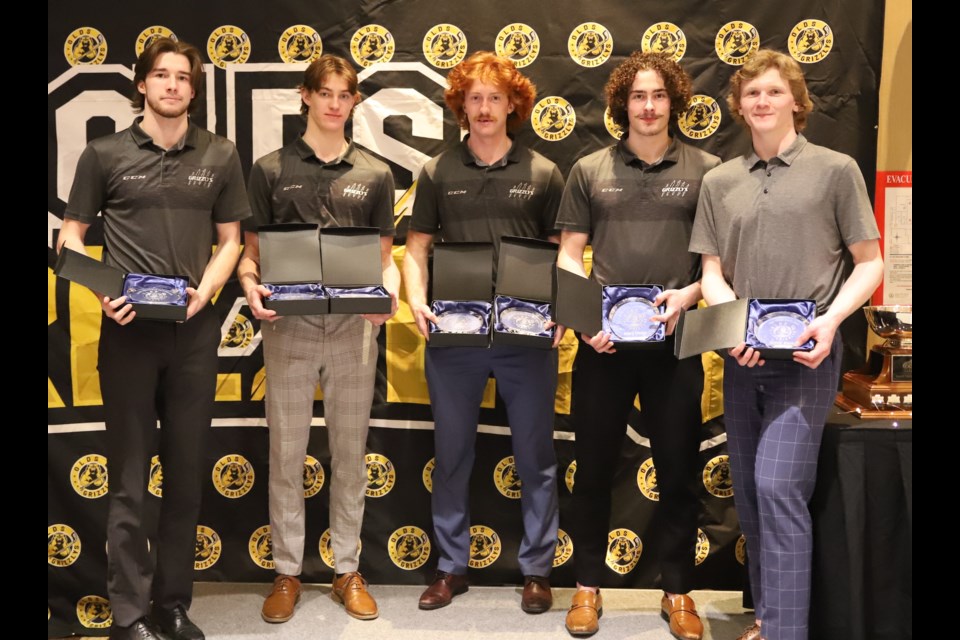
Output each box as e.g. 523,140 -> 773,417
641,22 -> 687,62
788,20 -> 834,64
422,457 -> 435,493
148,455 -> 163,498
495,23 -> 539,68
603,107 -> 624,140
194,525 -> 222,570
351,25 -> 395,68
532,96 -> 576,142
220,312 -> 255,350
715,21 -> 759,66
565,460 -> 576,494
71,454 -> 108,499
278,25 -> 322,63
76,595 -> 112,629
468,525 -> 502,569
678,95 -> 722,140
423,24 -> 467,69
213,454 -> 255,499
64,28 -> 107,66
318,528 -> 363,568
388,525 -> 431,570
636,457 -> 660,502
207,25 -> 251,69
702,454 -> 734,498
735,534 -> 747,565
365,453 -> 396,498
493,456 -> 522,499
554,528 -> 574,568
135,26 -> 176,57
605,528 -> 642,574
48,524 -> 81,567
695,528 -> 710,565
568,23 -> 612,68
248,525 -> 275,570
303,454 -> 325,498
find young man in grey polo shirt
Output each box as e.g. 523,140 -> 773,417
402,51 -> 564,613
690,50 -> 883,640
57,38 -> 249,640
556,51 -> 719,640
237,54 -> 399,624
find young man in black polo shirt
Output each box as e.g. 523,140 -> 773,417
57,38 -> 250,640
403,51 -> 564,613
237,55 -> 399,624
556,51 -> 720,639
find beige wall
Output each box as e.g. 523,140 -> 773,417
878,0 -> 912,171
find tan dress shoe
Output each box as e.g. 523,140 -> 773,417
331,572 -> 379,620
660,594 -> 703,640
565,590 -> 603,637
735,622 -> 762,640
521,575 -> 553,613
262,574 -> 302,623
418,571 -> 469,610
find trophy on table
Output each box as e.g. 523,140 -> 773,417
835,305 -> 912,418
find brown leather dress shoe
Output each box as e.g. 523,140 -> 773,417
735,622 -> 762,640
520,575 -> 553,613
261,574 -> 302,623
660,593 -> 703,640
565,590 -> 602,637
418,570 -> 468,610
331,571 -> 379,620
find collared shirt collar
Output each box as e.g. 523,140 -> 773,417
130,116 -> 196,151
747,133 -> 808,171
615,135 -> 681,168
294,136 -> 357,166
457,134 -> 521,168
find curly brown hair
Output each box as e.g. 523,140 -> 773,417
727,49 -> 813,132
444,51 -> 537,133
604,51 -> 692,130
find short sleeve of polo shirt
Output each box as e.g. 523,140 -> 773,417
213,148 -> 252,224
542,164 -> 566,236
245,159 -> 274,232
65,145 -> 107,224
409,163 -> 440,234
554,160 -> 592,235
371,166 -> 397,236
689,171 -> 721,256
833,157 -> 880,245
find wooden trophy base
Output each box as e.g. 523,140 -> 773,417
836,371 -> 912,419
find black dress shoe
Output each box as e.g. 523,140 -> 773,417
109,617 -> 173,640
152,605 -> 205,640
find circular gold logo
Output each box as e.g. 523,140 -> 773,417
695,528 -> 710,565
220,312 -> 254,349
207,25 -> 251,69
565,460 -> 576,494
788,20 -> 834,64
64,28 -> 107,66
532,96 -> 576,142
495,23 -> 539,68
493,456 -> 522,499
715,21 -> 759,66
388,525 -> 431,570
636,457 -> 660,501
351,25 -> 395,68
365,453 -> 396,498
248,525 -> 274,570
213,454 -> 255,499
603,107 -> 624,140
568,23 -> 612,68
678,95 -> 722,140
194,525 -> 222,570
71,454 -> 108,499
76,595 -> 112,629
278,25 -> 322,64
605,528 -> 642,574
148,455 -> 163,498
554,528 -> 574,568
135,26 -> 176,57
468,525 -> 502,569
641,22 -> 687,62
735,534 -> 747,565
318,528 -> 363,568
423,24 -> 467,69
303,454 -> 325,498
702,454 -> 734,498
48,524 -> 81,567
422,457 -> 435,493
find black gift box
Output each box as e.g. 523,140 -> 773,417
492,236 -> 558,349
320,227 -> 392,315
259,223 -> 329,315
429,242 -> 494,348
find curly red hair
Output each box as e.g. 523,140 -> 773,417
727,49 -> 813,132
444,51 -> 536,133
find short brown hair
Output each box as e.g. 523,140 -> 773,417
605,51 -> 693,130
131,38 -> 204,114
727,49 -> 814,131
299,54 -> 360,116
444,51 -> 536,133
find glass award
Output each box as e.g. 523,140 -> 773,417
436,309 -> 485,334
607,297 -> 660,341
500,307 -> 548,336
754,311 -> 809,348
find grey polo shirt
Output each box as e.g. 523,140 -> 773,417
246,137 -> 395,235
555,137 -> 720,289
65,118 -> 251,287
689,134 -> 880,313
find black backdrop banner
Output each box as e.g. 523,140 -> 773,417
48,1 -> 884,636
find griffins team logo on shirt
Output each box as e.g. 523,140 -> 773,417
135,26 -> 176,57
213,454 -> 255,498
388,526 -> 431,570
642,22 -> 687,62
351,25 -> 395,67
678,95 -> 722,140
532,97 -> 576,142
603,108 -> 624,140
715,21 -> 759,66
148,455 -> 163,497
423,24 -> 468,69
554,528 -> 574,568
565,460 -> 576,493
568,23 -> 613,68
64,28 -> 107,66
248,525 -> 274,570
319,528 -> 363,568
207,26 -> 251,69
605,528 -> 642,574
365,453 -> 396,498
48,524 -> 81,567
695,528 -> 710,565
636,457 -> 659,501
495,24 -> 539,68
493,456 -> 522,499
76,595 -> 112,629
788,20 -> 834,64
703,455 -> 734,498
735,534 -> 747,565
71,454 -> 108,499
278,25 -> 322,63
303,454 -> 325,498
194,525 -> 222,570
468,525 -> 502,569
422,457 -> 435,493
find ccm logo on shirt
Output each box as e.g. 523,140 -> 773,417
122,174 -> 147,181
